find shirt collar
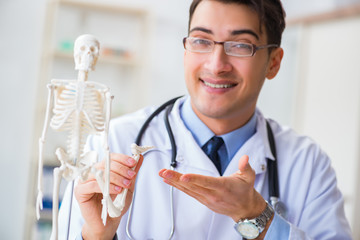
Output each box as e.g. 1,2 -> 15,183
180,97 -> 257,161
180,97 -> 213,146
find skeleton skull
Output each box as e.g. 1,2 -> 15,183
74,34 -> 100,72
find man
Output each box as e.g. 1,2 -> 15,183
58,0 -> 352,239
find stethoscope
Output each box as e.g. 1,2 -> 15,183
125,96 -> 287,240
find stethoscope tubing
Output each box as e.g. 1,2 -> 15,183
265,121 -> 280,202
127,98 -> 180,240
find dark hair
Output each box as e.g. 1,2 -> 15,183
188,0 -> 286,46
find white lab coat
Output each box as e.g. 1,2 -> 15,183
58,96 -> 352,240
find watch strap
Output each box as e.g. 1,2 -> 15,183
255,201 -> 274,231
234,201 -> 274,238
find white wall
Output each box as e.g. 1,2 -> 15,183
257,26 -> 302,126
106,0 -> 192,105
0,0 -> 47,239
289,17 -> 360,237
282,0 -> 337,19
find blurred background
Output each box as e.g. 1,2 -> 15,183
1,0 -> 359,239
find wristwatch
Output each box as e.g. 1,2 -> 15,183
234,201 -> 274,239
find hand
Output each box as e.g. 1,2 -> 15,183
75,153 -> 143,240
159,155 -> 266,222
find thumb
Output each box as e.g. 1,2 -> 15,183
237,155 -> 253,175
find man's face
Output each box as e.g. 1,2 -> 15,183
184,0 -> 282,133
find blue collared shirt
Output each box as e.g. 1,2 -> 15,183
180,97 -> 257,175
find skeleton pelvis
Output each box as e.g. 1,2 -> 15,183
55,147 -> 98,182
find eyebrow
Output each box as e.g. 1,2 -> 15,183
189,27 -> 259,40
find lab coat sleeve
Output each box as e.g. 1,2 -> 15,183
264,213 -> 291,240
291,146 -> 352,239
265,140 -> 352,240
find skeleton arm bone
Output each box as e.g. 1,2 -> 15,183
36,84 -> 55,219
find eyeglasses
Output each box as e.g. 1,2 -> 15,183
183,37 -> 278,57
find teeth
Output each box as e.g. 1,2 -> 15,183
203,81 -> 234,89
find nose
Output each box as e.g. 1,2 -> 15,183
203,45 -> 232,75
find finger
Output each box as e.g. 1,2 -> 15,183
159,169 -> 223,190
238,155 -> 250,173
86,164 -> 135,190
110,153 -> 138,168
75,179 -> 123,199
80,167 -> 134,195
159,169 -> 217,196
158,168 -> 166,176
159,169 -> 182,181
92,154 -> 139,186
235,155 -> 255,181
180,173 -> 223,189
109,160 -> 137,179
109,171 -> 132,189
166,177 -> 216,199
108,155 -> 143,190
162,177 -> 209,204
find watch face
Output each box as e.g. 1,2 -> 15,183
236,221 -> 259,239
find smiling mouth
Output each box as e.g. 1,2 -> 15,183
202,80 -> 237,89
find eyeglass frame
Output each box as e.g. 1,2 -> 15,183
183,37 -> 279,57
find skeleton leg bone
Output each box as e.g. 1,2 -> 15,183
50,165 -> 66,240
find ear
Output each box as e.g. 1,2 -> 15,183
265,47 -> 284,80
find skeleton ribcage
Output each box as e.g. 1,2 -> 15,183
50,82 -> 105,160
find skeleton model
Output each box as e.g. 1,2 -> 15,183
36,34 -> 152,240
